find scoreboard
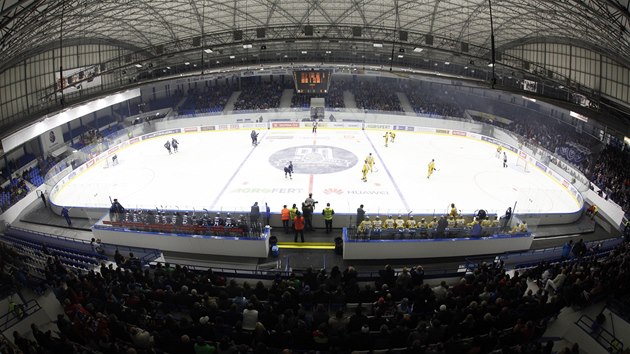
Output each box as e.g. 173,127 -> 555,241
293,70 -> 331,94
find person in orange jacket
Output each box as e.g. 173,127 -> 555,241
294,211 -> 305,242
281,205 -> 290,234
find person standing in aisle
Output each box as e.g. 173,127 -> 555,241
61,207 -> 72,226
294,211 -> 305,242
323,203 -> 335,234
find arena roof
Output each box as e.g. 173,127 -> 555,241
2,0 -> 630,70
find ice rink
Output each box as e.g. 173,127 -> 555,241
50,128 -> 582,216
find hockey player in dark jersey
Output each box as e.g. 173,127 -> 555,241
171,138 -> 179,153
251,130 -> 259,146
164,140 -> 172,154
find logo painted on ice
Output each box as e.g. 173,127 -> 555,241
269,145 -> 358,174
324,188 -> 344,195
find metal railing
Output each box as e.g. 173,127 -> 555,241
575,314 -> 624,353
0,299 -> 41,332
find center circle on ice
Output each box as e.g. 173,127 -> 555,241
269,145 -> 359,174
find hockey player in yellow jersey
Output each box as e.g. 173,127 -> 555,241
361,161 -> 369,182
496,146 -> 503,159
449,203 -> 458,218
365,153 -> 375,173
372,215 -> 383,235
390,131 -> 396,143
395,215 -> 405,230
481,217 -> 492,227
447,216 -> 456,228
383,132 -> 390,147
418,218 -> 427,229
406,215 -> 417,238
385,215 -> 395,230
456,215 -> 466,227
519,221 -> 528,232
358,215 -> 373,239
428,216 -> 438,228
427,159 -> 436,179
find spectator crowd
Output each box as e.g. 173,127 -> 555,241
2,229 -> 628,354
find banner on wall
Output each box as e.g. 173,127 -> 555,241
39,126 -> 64,156
53,64 -> 102,95
555,142 -> 591,166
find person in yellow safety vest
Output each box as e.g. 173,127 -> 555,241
281,205 -> 290,234
322,203 -> 335,233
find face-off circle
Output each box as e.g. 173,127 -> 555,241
269,145 -> 359,174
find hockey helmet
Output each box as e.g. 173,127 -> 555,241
375,215 -> 380,219
409,215 -> 414,219
365,215 -> 370,219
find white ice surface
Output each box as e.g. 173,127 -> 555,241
50,129 -> 581,216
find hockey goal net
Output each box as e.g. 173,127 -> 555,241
515,151 -> 529,172
102,153 -> 119,169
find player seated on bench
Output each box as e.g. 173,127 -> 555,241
357,216 -> 373,240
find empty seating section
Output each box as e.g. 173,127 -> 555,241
2,227 -> 106,276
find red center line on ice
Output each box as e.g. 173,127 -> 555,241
308,135 -> 317,194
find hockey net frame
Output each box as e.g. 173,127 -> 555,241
102,149 -> 120,169
515,151 -> 529,173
